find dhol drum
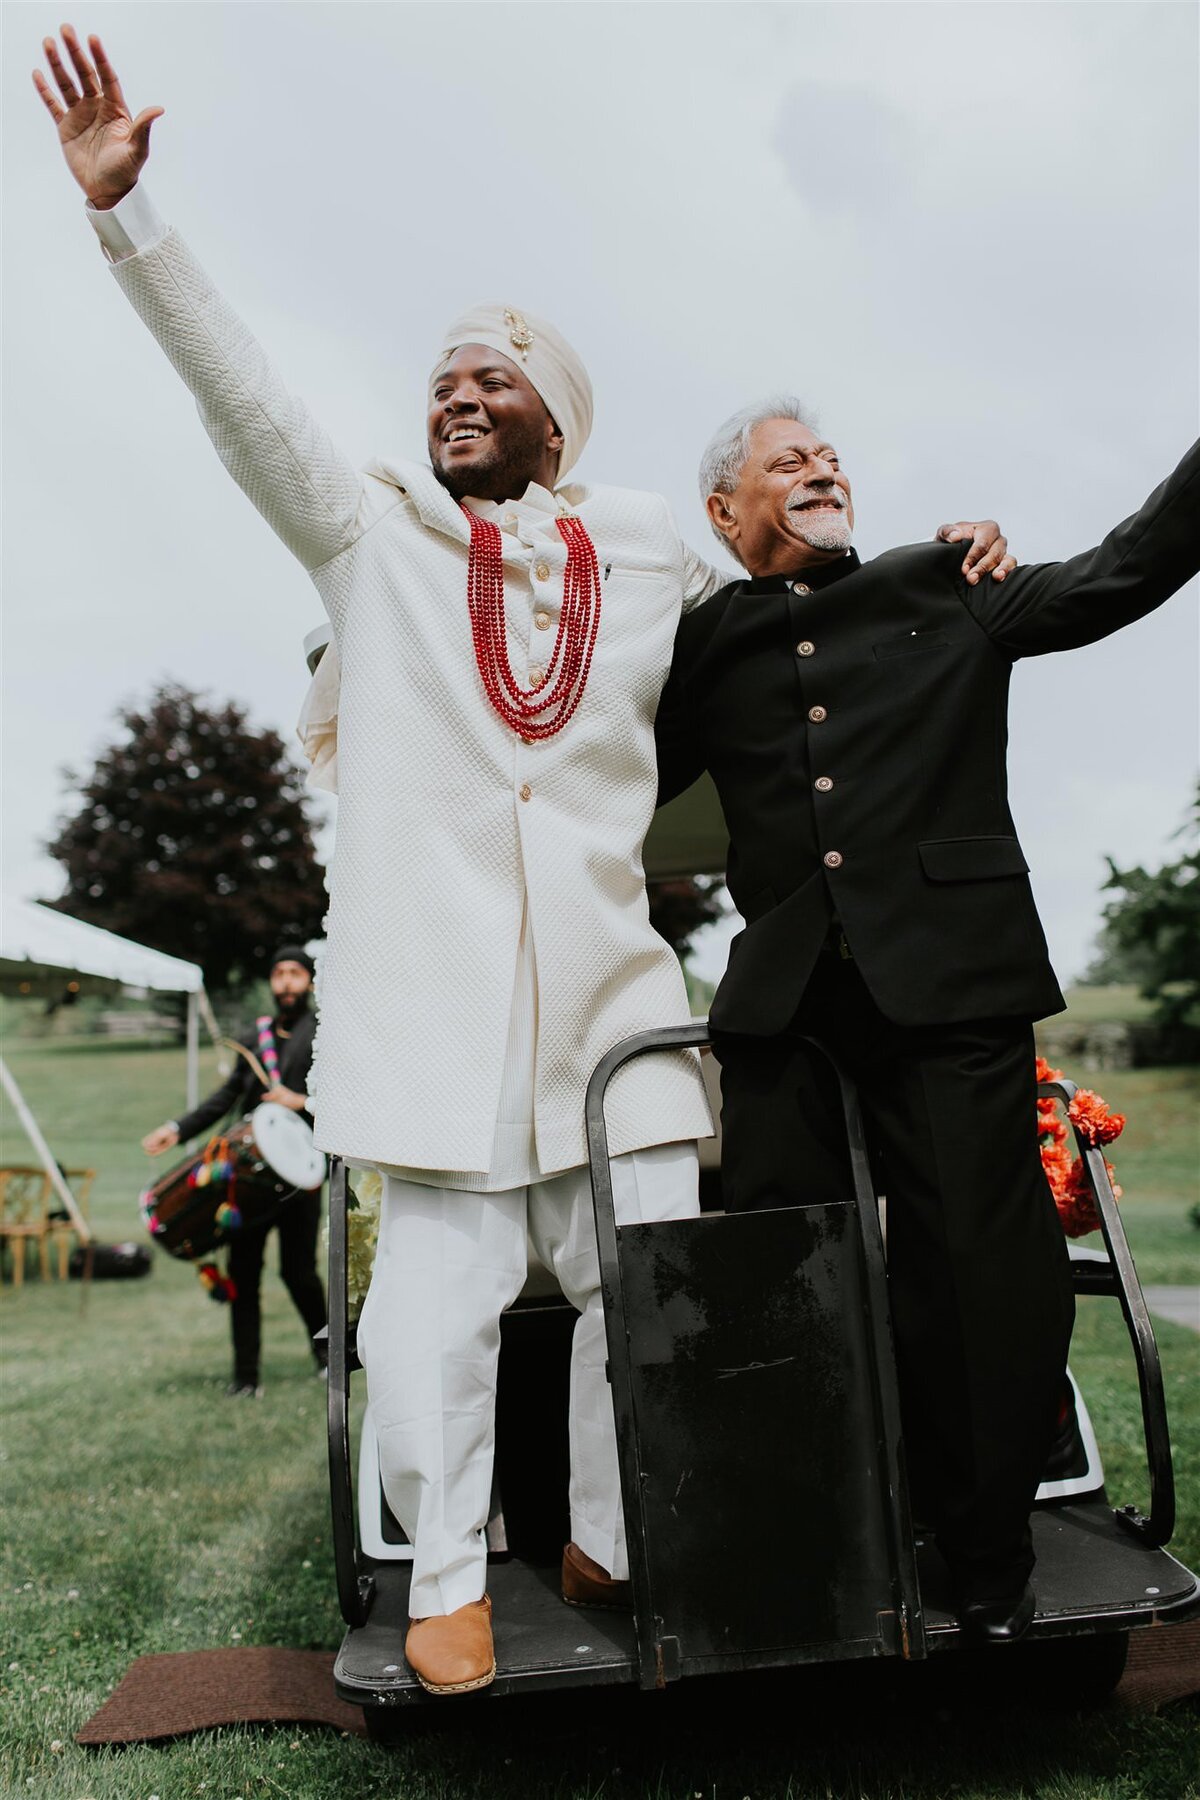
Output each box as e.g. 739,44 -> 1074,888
139,1104 -> 327,1261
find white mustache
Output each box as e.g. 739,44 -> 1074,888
786,487 -> 847,512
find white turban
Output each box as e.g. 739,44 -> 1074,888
434,303 -> 594,483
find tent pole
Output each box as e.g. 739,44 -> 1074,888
186,991 -> 200,1111
0,1055 -> 91,1243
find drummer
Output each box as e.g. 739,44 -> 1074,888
141,948 -> 327,1397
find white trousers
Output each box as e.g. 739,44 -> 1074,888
356,1141 -> 699,1617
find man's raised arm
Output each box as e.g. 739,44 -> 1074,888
33,26 -> 369,576
960,440 -> 1200,657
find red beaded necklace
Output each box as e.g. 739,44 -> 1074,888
462,506 -> 602,740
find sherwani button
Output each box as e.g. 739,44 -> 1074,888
529,665 -> 545,687
519,783 -> 532,802
823,850 -> 844,869
791,582 -> 812,596
808,704 -> 828,723
815,776 -> 834,792
535,561 -> 551,582
534,611 -> 552,630
797,640 -> 815,657
503,513 -> 517,531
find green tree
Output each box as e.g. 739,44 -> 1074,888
647,877 -> 728,958
48,683 -> 327,990
1088,785 -> 1200,1027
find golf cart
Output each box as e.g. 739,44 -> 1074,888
315,715 -> 1198,1731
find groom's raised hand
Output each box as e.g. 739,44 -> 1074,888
33,25 -> 163,208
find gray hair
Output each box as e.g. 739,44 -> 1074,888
698,395 -> 818,561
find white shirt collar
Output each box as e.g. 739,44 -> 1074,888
464,482 -> 561,529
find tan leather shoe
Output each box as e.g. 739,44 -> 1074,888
561,1541 -> 632,1610
405,1594 -> 495,1694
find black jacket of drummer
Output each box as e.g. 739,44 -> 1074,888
654,441 -> 1200,1035
174,1011 -> 317,1143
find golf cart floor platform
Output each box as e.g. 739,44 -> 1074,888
920,1502 -> 1199,1638
336,1558 -> 637,1704
334,1501 -> 1200,1706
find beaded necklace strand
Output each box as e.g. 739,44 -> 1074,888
463,507 -> 602,739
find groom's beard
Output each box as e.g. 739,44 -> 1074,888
275,991 -> 310,1023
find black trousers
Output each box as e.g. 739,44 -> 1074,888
714,947 -> 1075,1602
227,1188 -> 327,1385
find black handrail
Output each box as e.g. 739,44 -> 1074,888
585,1023 -> 926,1685
822,1045 -> 925,1661
326,1157 -> 372,1627
585,1027 -> 689,1689
1040,1078 -> 1175,1547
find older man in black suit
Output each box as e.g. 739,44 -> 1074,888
655,407 -> 1199,1641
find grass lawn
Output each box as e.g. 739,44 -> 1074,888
1054,986 -> 1161,1026
1,1043 -> 1197,1800
1061,1065 -> 1200,1287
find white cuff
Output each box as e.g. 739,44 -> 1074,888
85,184 -> 168,262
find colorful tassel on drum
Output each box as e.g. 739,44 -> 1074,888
189,1158 -> 234,1189
215,1201 -> 243,1233
197,1261 -> 237,1304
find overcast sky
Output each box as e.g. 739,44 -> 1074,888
3,0 -> 1197,987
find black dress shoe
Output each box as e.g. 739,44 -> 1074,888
959,1582 -> 1036,1645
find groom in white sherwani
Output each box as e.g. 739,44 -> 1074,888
34,25 -> 1014,1694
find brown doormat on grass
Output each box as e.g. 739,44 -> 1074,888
1117,1619 -> 1200,1714
75,1649 -> 366,1744
74,1624 -> 1198,1746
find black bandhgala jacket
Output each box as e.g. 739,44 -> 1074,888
654,440 -> 1200,1037
175,1009 -> 317,1142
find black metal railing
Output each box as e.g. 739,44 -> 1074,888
1040,1078 -> 1174,1547
327,1158 -> 373,1628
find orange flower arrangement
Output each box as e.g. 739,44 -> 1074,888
1036,1057 -> 1125,1238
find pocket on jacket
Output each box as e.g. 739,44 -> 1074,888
604,563 -> 669,583
873,631 -> 951,660
918,836 -> 1030,881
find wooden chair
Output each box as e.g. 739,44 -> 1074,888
0,1167 -> 96,1286
0,1167 -> 53,1289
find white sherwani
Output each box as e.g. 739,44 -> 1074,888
88,190 -> 719,1614
90,188 -> 716,1179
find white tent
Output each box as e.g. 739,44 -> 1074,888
0,896 -> 212,1241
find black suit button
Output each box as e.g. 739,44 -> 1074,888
796,639 -> 816,657
823,850 -> 844,869
814,776 -> 834,793
791,582 -> 812,596
807,704 -> 828,723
